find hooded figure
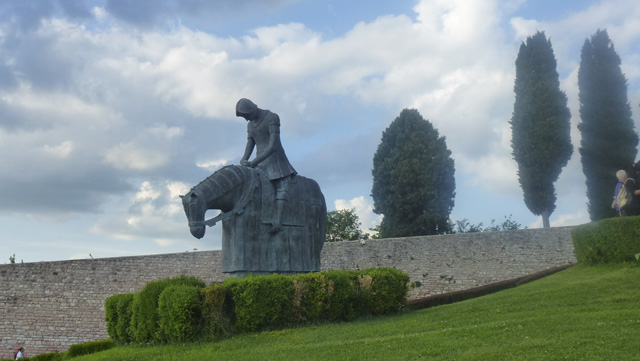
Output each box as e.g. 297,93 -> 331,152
236,98 -> 297,234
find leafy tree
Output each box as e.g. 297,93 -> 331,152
578,29 -> 638,221
326,208 -> 369,242
371,109 -> 455,238
451,214 -> 524,233
511,31 -> 572,228
9,254 -> 15,264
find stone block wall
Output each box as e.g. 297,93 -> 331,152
0,227 -> 575,357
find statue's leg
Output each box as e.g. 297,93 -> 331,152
269,177 -> 289,234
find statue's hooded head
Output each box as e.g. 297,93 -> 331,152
236,98 -> 258,119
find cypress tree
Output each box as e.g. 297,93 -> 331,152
511,31 -> 573,228
578,29 -> 637,221
371,109 -> 455,237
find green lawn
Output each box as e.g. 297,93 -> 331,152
75,264 -> 640,360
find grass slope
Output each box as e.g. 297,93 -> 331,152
75,265 -> 640,360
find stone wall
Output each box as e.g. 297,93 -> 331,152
0,227 -> 575,357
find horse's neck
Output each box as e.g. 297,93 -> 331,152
199,166 -> 246,211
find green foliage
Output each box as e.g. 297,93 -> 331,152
361,268 -> 410,315
511,31 -> 572,228
290,272 -> 331,322
578,29 -> 638,221
105,293 -> 134,344
28,351 -> 64,361
9,253 -> 15,264
66,339 -> 115,358
320,270 -> 368,321
130,275 -> 205,343
105,269 -> 408,346
451,215 -> 525,233
223,274 -> 295,332
571,216 -> 640,264
158,285 -> 205,343
372,108 -> 455,238
202,283 -> 235,338
326,208 -> 369,242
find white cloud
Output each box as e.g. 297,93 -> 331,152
43,141 -> 74,158
105,142 -> 169,171
196,159 -> 228,172
334,196 -> 382,234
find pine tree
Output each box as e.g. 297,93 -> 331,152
578,29 -> 637,221
371,109 -> 455,237
511,31 -> 573,228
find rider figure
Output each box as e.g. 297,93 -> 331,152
236,98 -> 297,234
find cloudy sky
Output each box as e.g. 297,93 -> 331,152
1,0 -> 639,263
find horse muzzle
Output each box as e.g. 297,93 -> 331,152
189,225 -> 206,239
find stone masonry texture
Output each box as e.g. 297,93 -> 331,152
0,227 -> 575,357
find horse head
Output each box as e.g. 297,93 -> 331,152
181,190 -> 206,239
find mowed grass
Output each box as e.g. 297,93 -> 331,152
75,264 -> 640,361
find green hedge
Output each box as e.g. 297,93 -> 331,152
28,351 -> 64,361
224,274 -> 295,332
67,339 -> 115,358
104,293 -> 134,343
105,268 -> 409,344
130,275 -> 205,343
158,285 -> 204,343
202,283 -> 234,338
571,216 -> 640,264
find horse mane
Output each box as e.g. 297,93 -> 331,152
189,164 -> 249,200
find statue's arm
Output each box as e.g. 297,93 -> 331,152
249,130 -> 278,167
247,114 -> 280,167
241,137 -> 255,166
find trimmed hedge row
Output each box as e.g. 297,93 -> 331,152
571,216 -> 640,264
105,268 -> 410,344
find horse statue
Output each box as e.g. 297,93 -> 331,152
181,164 -> 326,277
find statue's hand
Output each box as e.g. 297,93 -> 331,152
240,159 -> 250,167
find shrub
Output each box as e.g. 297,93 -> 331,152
322,270 -> 368,321
105,293 -> 134,343
224,274 -> 295,332
572,217 -> 640,264
67,339 -> 115,358
158,285 -> 205,343
28,351 -> 64,361
202,283 -> 235,338
291,272 -> 331,323
362,268 -> 410,315
130,275 -> 205,343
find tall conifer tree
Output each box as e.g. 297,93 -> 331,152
511,31 -> 572,228
578,29 -> 637,221
371,109 -> 455,237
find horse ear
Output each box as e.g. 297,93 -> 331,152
179,195 -> 184,199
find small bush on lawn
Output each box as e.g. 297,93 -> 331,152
67,339 -> 115,358
321,270 -> 368,321
130,275 -> 205,343
104,293 -> 134,343
224,274 -> 295,332
362,268 -> 411,315
572,216 -> 640,264
158,285 -> 204,343
202,283 -> 235,338
291,272 -> 331,323
28,351 -> 64,361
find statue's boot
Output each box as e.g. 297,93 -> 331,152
269,199 -> 286,234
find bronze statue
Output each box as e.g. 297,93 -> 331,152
182,99 -> 326,276
237,98 -> 295,235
